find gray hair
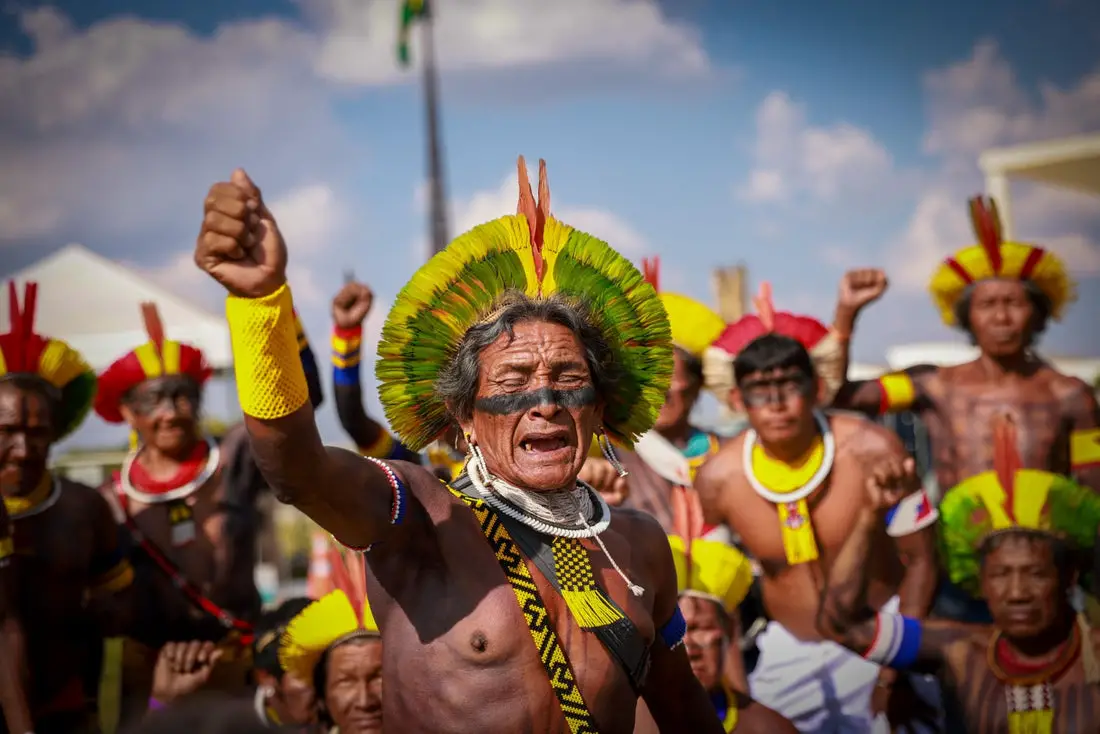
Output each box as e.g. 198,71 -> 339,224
436,290 -> 621,421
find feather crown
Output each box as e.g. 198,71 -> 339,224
376,156 -> 673,450
928,196 -> 1076,327
0,281 -> 96,439
94,301 -> 212,423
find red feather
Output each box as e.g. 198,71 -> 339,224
642,257 -> 660,291
6,282 -> 22,372
327,546 -> 365,623
992,413 -> 1020,517
753,282 -> 776,332
515,156 -> 544,284
141,301 -> 165,368
968,196 -> 1003,274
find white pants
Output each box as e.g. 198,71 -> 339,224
749,597 -> 941,734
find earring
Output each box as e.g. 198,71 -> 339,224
596,427 -> 628,478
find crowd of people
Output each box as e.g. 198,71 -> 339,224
0,158 -> 1097,733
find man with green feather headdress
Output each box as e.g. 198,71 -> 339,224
190,159 -> 771,732
817,414 -> 1100,734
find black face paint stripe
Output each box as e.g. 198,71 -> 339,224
474,386 -> 597,415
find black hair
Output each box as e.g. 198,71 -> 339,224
252,597 -> 313,679
953,280 -> 1052,346
732,333 -> 816,386
436,290 -> 621,421
675,347 -> 704,387
0,374 -> 62,437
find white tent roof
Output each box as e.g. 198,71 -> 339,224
1,244 -> 232,372
979,133 -> 1100,196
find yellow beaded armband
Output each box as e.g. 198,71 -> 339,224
226,284 -> 310,420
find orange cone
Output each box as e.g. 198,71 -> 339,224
306,532 -> 335,599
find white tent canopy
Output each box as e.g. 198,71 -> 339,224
980,133 -> 1100,239
1,244 -> 232,372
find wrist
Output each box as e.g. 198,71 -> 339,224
333,324 -> 363,340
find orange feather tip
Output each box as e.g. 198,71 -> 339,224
753,282 -> 776,332
642,257 -> 660,291
515,155 -> 546,282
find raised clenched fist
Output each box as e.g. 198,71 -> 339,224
864,456 -> 919,515
332,282 -> 375,329
838,268 -> 888,313
579,457 -> 630,507
195,169 -> 287,299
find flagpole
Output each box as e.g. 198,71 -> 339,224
420,2 -> 449,261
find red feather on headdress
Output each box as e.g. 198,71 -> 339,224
642,257 -> 660,291
326,546 -> 367,623
968,196 -> 1004,275
710,281 -> 829,357
752,282 -> 776,332
140,301 -> 165,369
992,413 -> 1020,517
516,156 -> 550,284
2,281 -> 46,374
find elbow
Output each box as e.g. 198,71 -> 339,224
814,605 -> 848,643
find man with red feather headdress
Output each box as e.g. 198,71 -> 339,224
830,196 -> 1100,624
93,299 -> 323,730
0,281 -> 135,733
694,276 -> 941,734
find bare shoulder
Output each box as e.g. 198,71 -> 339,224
58,475 -> 111,511
388,458 -> 452,514
1048,370 -> 1097,408
696,432 -> 746,484
830,411 -> 904,460
610,505 -> 666,544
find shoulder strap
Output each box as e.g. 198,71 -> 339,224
448,478 -> 599,733
451,476 -> 651,692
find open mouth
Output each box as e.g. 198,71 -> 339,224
520,436 -> 569,453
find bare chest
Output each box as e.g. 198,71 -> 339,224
946,652 -> 1100,733
117,471 -> 228,583
368,506 -> 654,734
926,380 -> 1068,485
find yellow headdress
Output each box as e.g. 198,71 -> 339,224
668,534 -> 754,614
928,196 -> 1076,326
641,257 -> 726,359
279,546 -> 379,683
377,157 -> 672,450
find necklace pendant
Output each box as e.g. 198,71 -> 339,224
778,498 -> 819,565
1005,684 -> 1054,734
168,500 -> 197,547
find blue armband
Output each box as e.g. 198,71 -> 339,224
658,604 -> 687,650
862,612 -> 922,669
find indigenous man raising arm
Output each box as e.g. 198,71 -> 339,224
818,415 -> 1100,733
0,282 -> 135,734
195,161 -> 723,733
0,505 -> 32,734
93,301 -> 323,727
831,197 -> 1100,498
695,333 -> 939,733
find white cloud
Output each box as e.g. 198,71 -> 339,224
737,91 -> 893,203
887,42 -> 1100,293
311,0 -> 709,86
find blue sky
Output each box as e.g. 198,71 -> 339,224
0,0 -> 1098,451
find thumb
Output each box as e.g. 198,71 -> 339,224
209,648 -> 225,666
231,168 -> 260,199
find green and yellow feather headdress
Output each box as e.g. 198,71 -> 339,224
377,157 -> 673,451
939,414 -> 1100,597
279,546 -> 379,683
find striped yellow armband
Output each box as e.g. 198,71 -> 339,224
877,372 -> 915,414
1071,428 -> 1100,473
226,284 -> 310,420
91,559 -> 135,595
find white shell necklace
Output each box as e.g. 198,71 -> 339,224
121,436 -> 220,505
466,444 -> 643,596
742,410 -> 835,504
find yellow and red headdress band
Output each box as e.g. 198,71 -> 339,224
929,196 -> 1076,327
94,302 -> 212,424
0,282 -> 96,439
702,282 -> 844,404
939,414 -> 1100,597
279,545 -> 379,682
377,156 -> 672,450
641,257 -> 725,359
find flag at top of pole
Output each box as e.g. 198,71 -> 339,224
397,0 -> 429,66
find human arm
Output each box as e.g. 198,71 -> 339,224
293,309 -> 324,410
827,268 -> 889,404
1063,377 -> 1100,494
87,490 -> 136,636
330,282 -> 421,464
693,445 -> 739,530
638,519 -> 724,733
195,169 -> 427,550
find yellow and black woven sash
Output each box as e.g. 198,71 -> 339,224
448,485 -> 600,734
